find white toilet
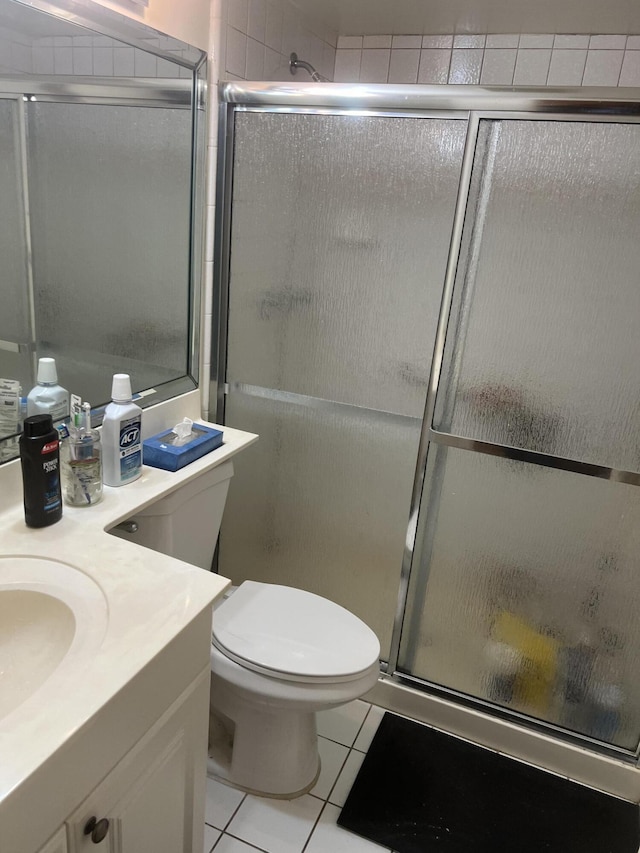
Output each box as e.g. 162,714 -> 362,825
111,460 -> 381,798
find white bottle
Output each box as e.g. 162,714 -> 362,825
101,374 -> 143,487
26,357 -> 69,422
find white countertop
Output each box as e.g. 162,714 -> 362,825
0,418 -> 258,819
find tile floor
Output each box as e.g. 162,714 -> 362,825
203,699 -> 392,852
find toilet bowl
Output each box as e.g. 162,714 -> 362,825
109,459 -> 381,798
207,580 -> 380,797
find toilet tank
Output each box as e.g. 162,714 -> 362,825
109,460 -> 234,569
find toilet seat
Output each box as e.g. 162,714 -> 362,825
211,581 -> 380,684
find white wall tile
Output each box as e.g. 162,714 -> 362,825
589,34 -> 627,49
513,48 -> 552,84
113,47 -> 134,76
337,35 -> 362,49
422,34 -> 453,48
265,0 -> 283,52
448,48 -> 483,83
453,34 -> 485,48
72,46 -> 92,75
480,48 -> 516,84
247,0 -> 267,44
228,0 -> 249,34
33,47 -> 54,75
134,48 -> 157,76
619,51 -> 640,85
363,34 -> 392,48
582,49 -> 624,85
92,48 -> 113,76
359,48 -> 390,82
547,49 -> 587,85
519,33 -> 554,49
553,34 -> 590,49
53,46 -> 72,74
417,48 -> 451,83
157,56 -> 181,77
486,34 -> 519,49
245,36 -> 264,78
392,35 -> 422,49
388,48 -> 420,83
264,45 -> 283,78
333,48 -> 361,82
226,27 -> 247,76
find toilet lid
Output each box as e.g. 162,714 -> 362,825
212,581 -> 380,680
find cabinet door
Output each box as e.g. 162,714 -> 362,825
67,671 -> 208,853
37,827 -> 68,853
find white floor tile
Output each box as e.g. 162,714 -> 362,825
205,776 -> 246,830
305,803 -> 392,852
328,750 -> 367,808
214,835 -> 265,852
203,824 -> 221,852
311,737 -> 349,800
227,793 -> 323,853
353,705 -> 386,753
317,700 -> 370,747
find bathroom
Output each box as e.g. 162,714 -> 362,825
1,0 -> 640,851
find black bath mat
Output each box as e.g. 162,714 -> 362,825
338,712 -> 639,853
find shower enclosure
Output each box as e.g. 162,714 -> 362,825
213,83 -> 640,762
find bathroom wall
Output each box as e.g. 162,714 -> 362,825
89,0 -> 211,51
334,32 -> 640,86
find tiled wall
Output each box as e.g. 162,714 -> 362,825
335,34 -> 640,86
0,27 -> 194,78
221,0 -> 337,82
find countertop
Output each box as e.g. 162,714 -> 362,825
0,419 -> 258,837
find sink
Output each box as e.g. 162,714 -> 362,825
0,557 -> 108,722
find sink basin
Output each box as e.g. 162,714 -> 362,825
0,557 -> 108,722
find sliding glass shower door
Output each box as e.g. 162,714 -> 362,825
397,117 -> 640,753
219,110 -> 467,657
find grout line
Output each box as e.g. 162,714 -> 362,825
300,799 -> 330,853
216,831 -> 269,851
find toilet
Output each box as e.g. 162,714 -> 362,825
110,460 -> 381,798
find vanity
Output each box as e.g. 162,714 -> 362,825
0,410 -> 257,853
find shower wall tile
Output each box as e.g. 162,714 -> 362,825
359,48 -> 390,82
449,48 -> 483,83
222,0 -> 337,82
582,49 -> 624,85
388,48 -> 420,83
619,51 -> 640,85
547,49 -> 587,85
333,32 -> 640,86
417,48 -> 450,84
513,48 -> 552,84
480,48 -> 517,85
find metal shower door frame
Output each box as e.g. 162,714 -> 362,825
213,82 -> 640,763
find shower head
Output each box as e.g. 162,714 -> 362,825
289,52 -> 328,82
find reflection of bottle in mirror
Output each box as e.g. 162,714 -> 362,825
102,374 -> 143,487
26,357 -> 69,423
19,414 -> 63,527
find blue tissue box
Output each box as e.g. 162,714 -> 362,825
143,423 -> 223,472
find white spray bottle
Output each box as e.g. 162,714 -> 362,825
101,373 -> 142,486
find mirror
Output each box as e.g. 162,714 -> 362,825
0,0 -> 206,463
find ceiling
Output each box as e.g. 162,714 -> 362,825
291,0 -> 640,36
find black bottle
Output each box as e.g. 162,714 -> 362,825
19,414 -> 63,527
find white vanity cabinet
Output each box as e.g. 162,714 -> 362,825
37,828 -> 68,853
35,669 -> 209,853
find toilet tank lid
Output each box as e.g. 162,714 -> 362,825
212,581 -> 380,679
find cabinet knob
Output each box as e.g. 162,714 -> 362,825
84,816 -> 110,844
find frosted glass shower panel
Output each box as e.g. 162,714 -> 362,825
27,102 -> 192,403
0,98 -> 31,387
222,390 -> 423,659
435,119 -> 640,472
228,112 -> 466,417
398,445 -> 640,750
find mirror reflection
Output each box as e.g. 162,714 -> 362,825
0,0 -> 205,462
